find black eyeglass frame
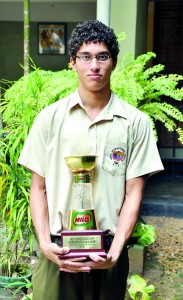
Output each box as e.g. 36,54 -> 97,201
75,54 -> 112,63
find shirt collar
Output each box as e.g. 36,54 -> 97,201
67,90 -> 84,111
100,92 -> 127,120
67,90 -> 127,120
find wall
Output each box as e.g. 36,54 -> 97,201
0,2 -> 96,22
110,0 -> 148,60
110,0 -> 138,60
0,2 -> 96,80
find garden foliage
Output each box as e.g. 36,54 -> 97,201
111,52 -> 183,142
127,274 -> 155,300
0,53 -> 183,277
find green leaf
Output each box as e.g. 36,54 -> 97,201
128,274 -> 155,300
131,222 -> 156,246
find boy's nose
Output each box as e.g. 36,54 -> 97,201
90,57 -> 100,69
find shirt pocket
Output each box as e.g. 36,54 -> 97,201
102,140 -> 127,176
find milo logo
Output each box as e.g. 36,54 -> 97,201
69,210 -> 97,230
74,214 -> 91,225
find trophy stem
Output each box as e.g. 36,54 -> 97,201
68,173 -> 99,230
73,173 -> 90,210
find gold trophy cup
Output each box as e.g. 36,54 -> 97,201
59,155 -> 107,259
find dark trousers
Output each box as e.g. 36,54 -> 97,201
32,247 -> 129,300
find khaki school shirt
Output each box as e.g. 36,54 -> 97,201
18,90 -> 164,235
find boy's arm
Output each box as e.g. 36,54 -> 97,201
30,172 -> 69,264
108,175 -> 146,261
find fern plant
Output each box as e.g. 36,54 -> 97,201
0,64 -> 78,276
111,52 -> 183,142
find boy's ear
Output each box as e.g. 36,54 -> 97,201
112,58 -> 117,71
70,57 -> 77,71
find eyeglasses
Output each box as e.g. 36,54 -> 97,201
76,54 -> 111,63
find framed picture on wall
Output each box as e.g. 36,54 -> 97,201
38,22 -> 66,55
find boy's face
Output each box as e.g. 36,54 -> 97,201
70,42 -> 117,93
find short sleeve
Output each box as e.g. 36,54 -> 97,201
126,115 -> 164,180
18,110 -> 49,177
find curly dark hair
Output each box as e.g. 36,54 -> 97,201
68,20 -> 119,61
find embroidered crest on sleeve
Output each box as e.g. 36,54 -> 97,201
110,147 -> 126,166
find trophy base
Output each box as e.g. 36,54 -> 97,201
58,230 -> 107,259
58,251 -> 107,259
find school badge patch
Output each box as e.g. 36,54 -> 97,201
110,147 -> 126,166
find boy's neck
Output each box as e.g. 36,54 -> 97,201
78,87 -> 111,119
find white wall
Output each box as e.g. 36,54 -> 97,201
0,2 -> 96,22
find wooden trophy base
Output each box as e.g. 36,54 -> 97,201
58,230 -> 107,259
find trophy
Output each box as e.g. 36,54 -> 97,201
59,155 -> 107,259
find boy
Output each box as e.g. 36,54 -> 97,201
18,20 -> 163,300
